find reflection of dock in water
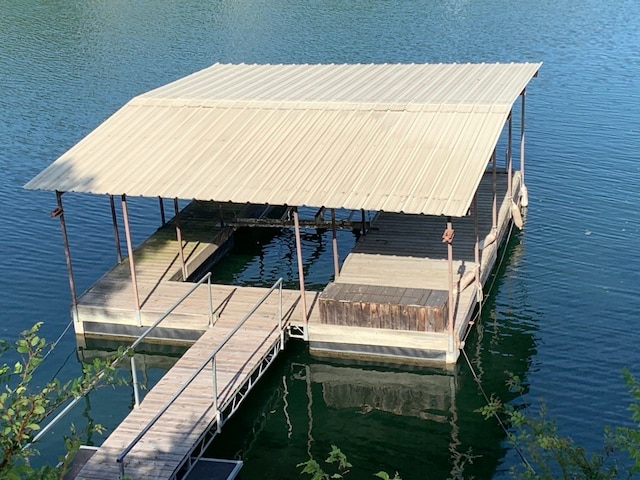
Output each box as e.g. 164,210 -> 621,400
309,364 -> 454,423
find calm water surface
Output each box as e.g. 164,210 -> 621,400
1,0 -> 640,478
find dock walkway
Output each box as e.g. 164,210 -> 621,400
75,297 -> 290,480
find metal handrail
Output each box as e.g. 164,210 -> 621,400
24,273 -> 214,449
129,272 -> 214,407
116,278 -> 284,480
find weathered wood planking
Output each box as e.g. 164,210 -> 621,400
319,282 -> 448,332
74,311 -> 284,480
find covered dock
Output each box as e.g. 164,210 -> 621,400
26,62 -> 541,366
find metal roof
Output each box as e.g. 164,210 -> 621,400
25,62 -> 541,217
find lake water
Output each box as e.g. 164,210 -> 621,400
1,0 -> 640,478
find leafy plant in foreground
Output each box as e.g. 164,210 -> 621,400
477,372 -> 640,480
0,323 -> 122,479
298,444 -> 401,480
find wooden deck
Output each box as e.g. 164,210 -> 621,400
74,308 -> 285,480
74,200 -> 322,340
309,170 -> 520,364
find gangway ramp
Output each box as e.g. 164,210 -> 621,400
74,281 -> 291,480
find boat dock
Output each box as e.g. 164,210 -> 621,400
24,62 -> 540,478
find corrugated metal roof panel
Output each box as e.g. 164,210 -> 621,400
25,62 -> 541,217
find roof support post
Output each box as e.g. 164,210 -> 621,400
507,112 -> 513,201
361,209 -> 366,236
174,198 -> 187,281
520,89 -> 529,207
293,208 -> 309,340
54,191 -> 78,322
121,194 -> 141,326
473,194 -> 482,306
158,197 -> 166,226
443,217 -> 455,347
331,208 -> 340,279
492,149 -> 497,232
109,195 -> 123,264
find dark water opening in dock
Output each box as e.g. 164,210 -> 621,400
3,0 -> 640,478
208,221 -> 358,291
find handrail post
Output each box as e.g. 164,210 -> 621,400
211,357 -> 220,433
119,460 -> 125,480
208,274 -> 214,327
131,357 -> 140,408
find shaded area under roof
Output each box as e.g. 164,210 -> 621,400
25,62 -> 541,217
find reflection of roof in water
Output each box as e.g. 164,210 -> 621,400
310,364 -> 455,422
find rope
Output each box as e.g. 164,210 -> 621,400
31,319 -> 74,376
461,347 -> 536,474
458,221 -> 537,473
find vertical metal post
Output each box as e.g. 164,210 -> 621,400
158,196 -> 166,226
520,89 -> 529,207
361,209 -> 366,236
130,357 -> 140,408
211,357 -> 221,433
330,208 -> 340,279
507,112 -> 513,201
121,194 -> 141,326
55,191 -> 78,321
207,274 -> 214,327
473,195 -> 482,305
293,209 -> 309,339
174,198 -> 187,281
446,217 -> 454,343
278,280 -> 284,350
109,195 -> 123,263
491,149 -> 497,231
520,89 -> 526,183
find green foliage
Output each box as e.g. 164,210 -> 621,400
298,445 -> 400,480
616,368 -> 640,472
0,323 -> 122,479
478,371 -> 640,480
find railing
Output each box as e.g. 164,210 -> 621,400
116,278 -> 285,480
24,272 -> 215,450
129,272 -> 214,407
